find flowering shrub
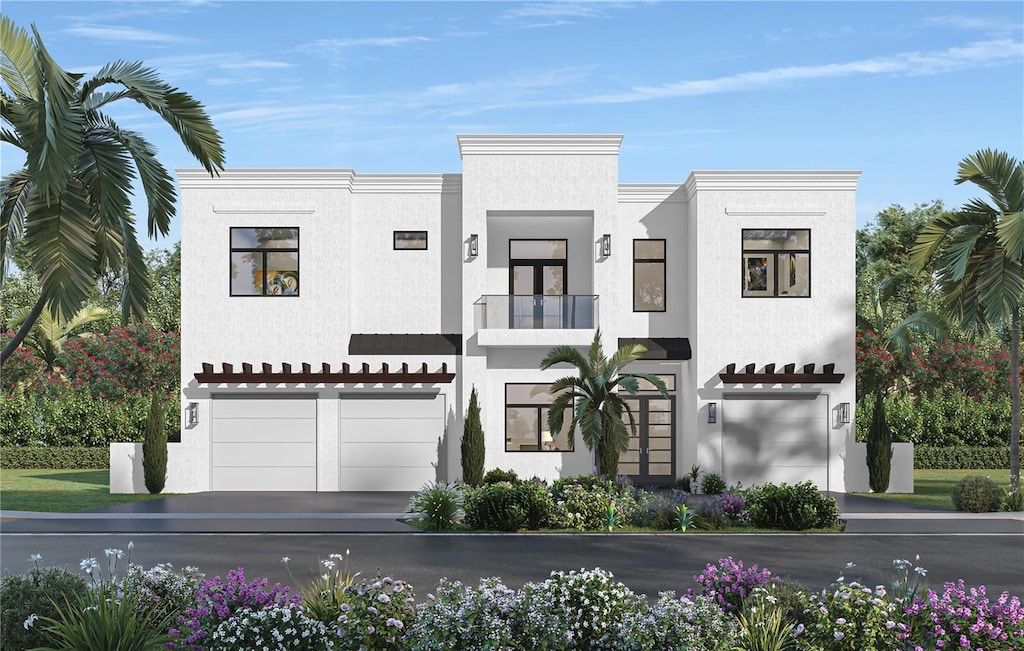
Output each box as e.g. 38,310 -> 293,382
60,323 -> 179,398
856,329 -> 899,396
169,568 -> 299,650
618,591 -> 737,651
0,555 -> 88,651
513,568 -> 649,649
0,332 -> 44,391
797,574 -> 904,650
335,574 -> 416,651
208,604 -> 335,650
900,580 -> 1024,650
550,479 -> 641,531
285,552 -> 359,625
412,577 -> 518,650
689,557 -> 780,614
120,562 -> 205,630
700,491 -> 751,529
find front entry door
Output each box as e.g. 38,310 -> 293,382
509,239 -> 567,328
619,396 -> 675,484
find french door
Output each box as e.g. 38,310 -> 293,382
509,239 -> 567,328
619,395 -> 675,485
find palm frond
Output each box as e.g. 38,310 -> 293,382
111,123 -> 176,238
976,247 -> 1024,326
588,329 -> 605,375
887,311 -> 947,356
955,149 -> 1021,214
1,168 -> 31,281
27,25 -> 85,204
24,179 -> 97,320
606,344 -> 648,374
910,210 -> 986,272
1,16 -> 37,98
933,223 -> 985,282
617,375 -> 639,395
118,212 -> 150,322
997,211 -> 1024,262
540,344 -> 589,373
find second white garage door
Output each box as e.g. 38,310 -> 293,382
211,395 -> 317,491
339,394 -> 444,491
723,393 -> 828,490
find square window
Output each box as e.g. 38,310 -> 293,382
505,383 -> 574,452
742,229 -> 810,297
230,228 -> 299,297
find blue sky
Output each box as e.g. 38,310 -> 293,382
2,1 -> 1022,251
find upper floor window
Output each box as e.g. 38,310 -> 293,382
230,228 -> 299,296
505,383 -> 574,452
394,231 -> 427,250
742,229 -> 810,297
633,239 -> 666,312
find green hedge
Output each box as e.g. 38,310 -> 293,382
0,389 -> 179,447
914,446 -> 1011,470
856,391 -> 1010,448
0,447 -> 110,469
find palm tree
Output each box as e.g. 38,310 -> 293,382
541,329 -> 669,478
7,304 -> 109,372
0,17 -> 225,366
857,281 -> 947,492
911,149 -> 1024,490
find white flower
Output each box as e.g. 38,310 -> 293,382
80,557 -> 98,572
845,561 -> 856,569
104,548 -> 123,559
23,613 -> 38,629
29,554 -> 42,562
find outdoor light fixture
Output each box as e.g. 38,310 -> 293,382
468,233 -> 479,258
601,233 -> 612,257
838,402 -> 850,424
708,402 -> 717,424
186,402 -> 199,427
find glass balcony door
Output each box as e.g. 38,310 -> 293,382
509,239 -> 567,329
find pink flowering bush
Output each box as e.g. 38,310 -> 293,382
899,580 -> 1024,650
335,574 -> 416,650
168,568 -> 299,650
688,557 -> 780,614
60,323 -> 179,398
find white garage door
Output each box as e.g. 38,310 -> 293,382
211,396 -> 317,491
723,393 -> 828,489
339,394 -> 444,491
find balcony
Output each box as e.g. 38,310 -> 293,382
475,295 -> 599,348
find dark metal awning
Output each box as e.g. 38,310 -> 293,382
719,363 -> 844,384
195,362 -> 455,384
618,337 -> 692,361
349,333 -> 462,355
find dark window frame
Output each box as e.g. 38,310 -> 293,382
633,238 -> 666,312
229,227 -> 300,297
740,229 -> 811,298
508,238 -> 568,295
504,382 -> 575,453
394,230 -> 428,250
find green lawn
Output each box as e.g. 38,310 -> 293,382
0,468 -> 169,512
854,468 -> 1012,510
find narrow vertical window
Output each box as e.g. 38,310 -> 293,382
230,228 -> 300,296
741,229 -> 810,297
633,239 -> 666,312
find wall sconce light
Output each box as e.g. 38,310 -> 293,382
468,234 -> 479,258
838,402 -> 850,424
186,402 -> 199,427
601,233 -> 612,257
708,402 -> 717,424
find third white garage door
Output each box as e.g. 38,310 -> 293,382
723,393 -> 828,489
339,394 -> 444,491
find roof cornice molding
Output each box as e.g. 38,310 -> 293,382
683,171 -> 861,199
176,169 -> 356,190
617,184 -> 686,203
457,134 -> 623,157
351,173 -> 461,194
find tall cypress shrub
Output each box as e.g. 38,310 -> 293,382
143,389 -> 167,494
461,387 -> 485,486
867,391 -> 892,493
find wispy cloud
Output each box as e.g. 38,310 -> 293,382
922,14 -> 1023,32
502,2 -> 637,28
560,39 -> 1024,105
64,24 -> 194,44
221,60 -> 294,70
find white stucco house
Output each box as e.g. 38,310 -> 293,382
112,134 -> 877,494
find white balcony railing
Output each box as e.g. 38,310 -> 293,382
476,295 -> 599,329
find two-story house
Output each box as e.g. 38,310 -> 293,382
110,134 -> 861,493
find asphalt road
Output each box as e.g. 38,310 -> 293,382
2,532 -> 1022,598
